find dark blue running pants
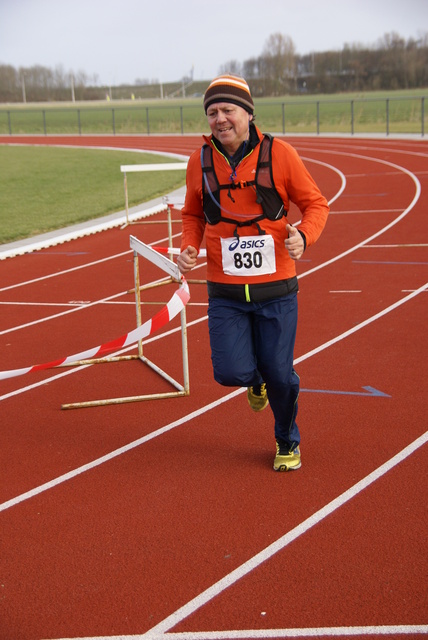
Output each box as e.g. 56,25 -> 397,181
207,293 -> 300,448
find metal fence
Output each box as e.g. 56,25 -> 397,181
0,95 -> 426,137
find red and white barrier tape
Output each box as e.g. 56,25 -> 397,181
0,278 -> 190,381
153,246 -> 207,257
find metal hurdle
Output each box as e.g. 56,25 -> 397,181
61,235 -> 190,410
130,234 -> 190,398
120,162 -> 188,228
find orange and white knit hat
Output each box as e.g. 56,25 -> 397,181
203,74 -> 254,114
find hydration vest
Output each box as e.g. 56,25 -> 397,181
201,133 -> 286,233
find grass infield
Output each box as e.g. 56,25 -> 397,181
0,146 -> 186,244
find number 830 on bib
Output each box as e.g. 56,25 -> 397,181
221,234 -> 277,276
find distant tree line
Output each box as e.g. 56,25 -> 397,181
0,63 -> 101,103
225,31 -> 428,96
1,31 -> 427,103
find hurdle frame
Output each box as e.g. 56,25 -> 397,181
130,234 -> 190,397
120,162 -> 188,228
61,235 -> 190,410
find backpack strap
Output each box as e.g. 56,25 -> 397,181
201,134 -> 286,229
255,134 -> 285,221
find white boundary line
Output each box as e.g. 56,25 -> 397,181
300,156 -> 346,207
46,421 -> 427,640
0,230 -> 183,294
0,233 -> 183,337
140,285 -> 428,637
293,282 -> 427,365
0,248 -> 132,293
3,143 -> 426,640
0,315 -> 208,403
0,268 -> 208,404
141,431 -> 428,638
150,626 -> 428,639
0,144 -> 190,261
298,153 -> 421,279
0,202 -> 168,261
0,379 -> 240,513
0,151 -> 419,339
50,623 -> 428,639
1,283 -> 426,513
0,289 -> 129,337
0,150 -> 424,500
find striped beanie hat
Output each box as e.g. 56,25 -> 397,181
203,75 -> 254,115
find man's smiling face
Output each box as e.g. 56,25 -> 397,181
206,102 -> 252,155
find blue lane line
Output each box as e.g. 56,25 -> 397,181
301,385 -> 391,398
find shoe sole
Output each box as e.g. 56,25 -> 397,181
273,461 -> 302,472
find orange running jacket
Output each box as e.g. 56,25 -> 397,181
180,126 -> 330,285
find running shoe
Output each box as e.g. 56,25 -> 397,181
273,441 -> 301,471
247,383 -> 269,412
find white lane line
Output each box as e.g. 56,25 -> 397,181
1,152 -> 414,340
0,233 -> 183,336
0,315 -> 208,403
0,197 -> 171,261
293,148 -> 421,278
49,623 -> 428,639
2,284 -> 426,511
294,283 -> 427,366
159,626 -> 428,639
0,301 -> 92,308
141,432 -> 428,637
28,285 -> 428,640
4,143 -> 427,640
0,384 -> 243,514
298,157 -> 421,279
0,290 -> 130,336
0,298 -> 208,309
0,249 -> 131,292
0,231 -> 182,293
301,157 -> 347,208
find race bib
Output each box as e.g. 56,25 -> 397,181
220,235 -> 276,276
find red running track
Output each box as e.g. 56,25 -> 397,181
0,134 -> 427,640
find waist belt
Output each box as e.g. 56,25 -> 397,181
207,277 -> 298,303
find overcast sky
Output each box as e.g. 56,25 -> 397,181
0,0 -> 426,86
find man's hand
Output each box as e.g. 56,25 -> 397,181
285,224 -> 305,261
177,245 -> 198,273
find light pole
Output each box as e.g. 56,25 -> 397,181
21,73 -> 26,103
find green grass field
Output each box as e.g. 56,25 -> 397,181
1,89 -> 426,135
0,87 -> 426,246
0,146 -> 186,244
